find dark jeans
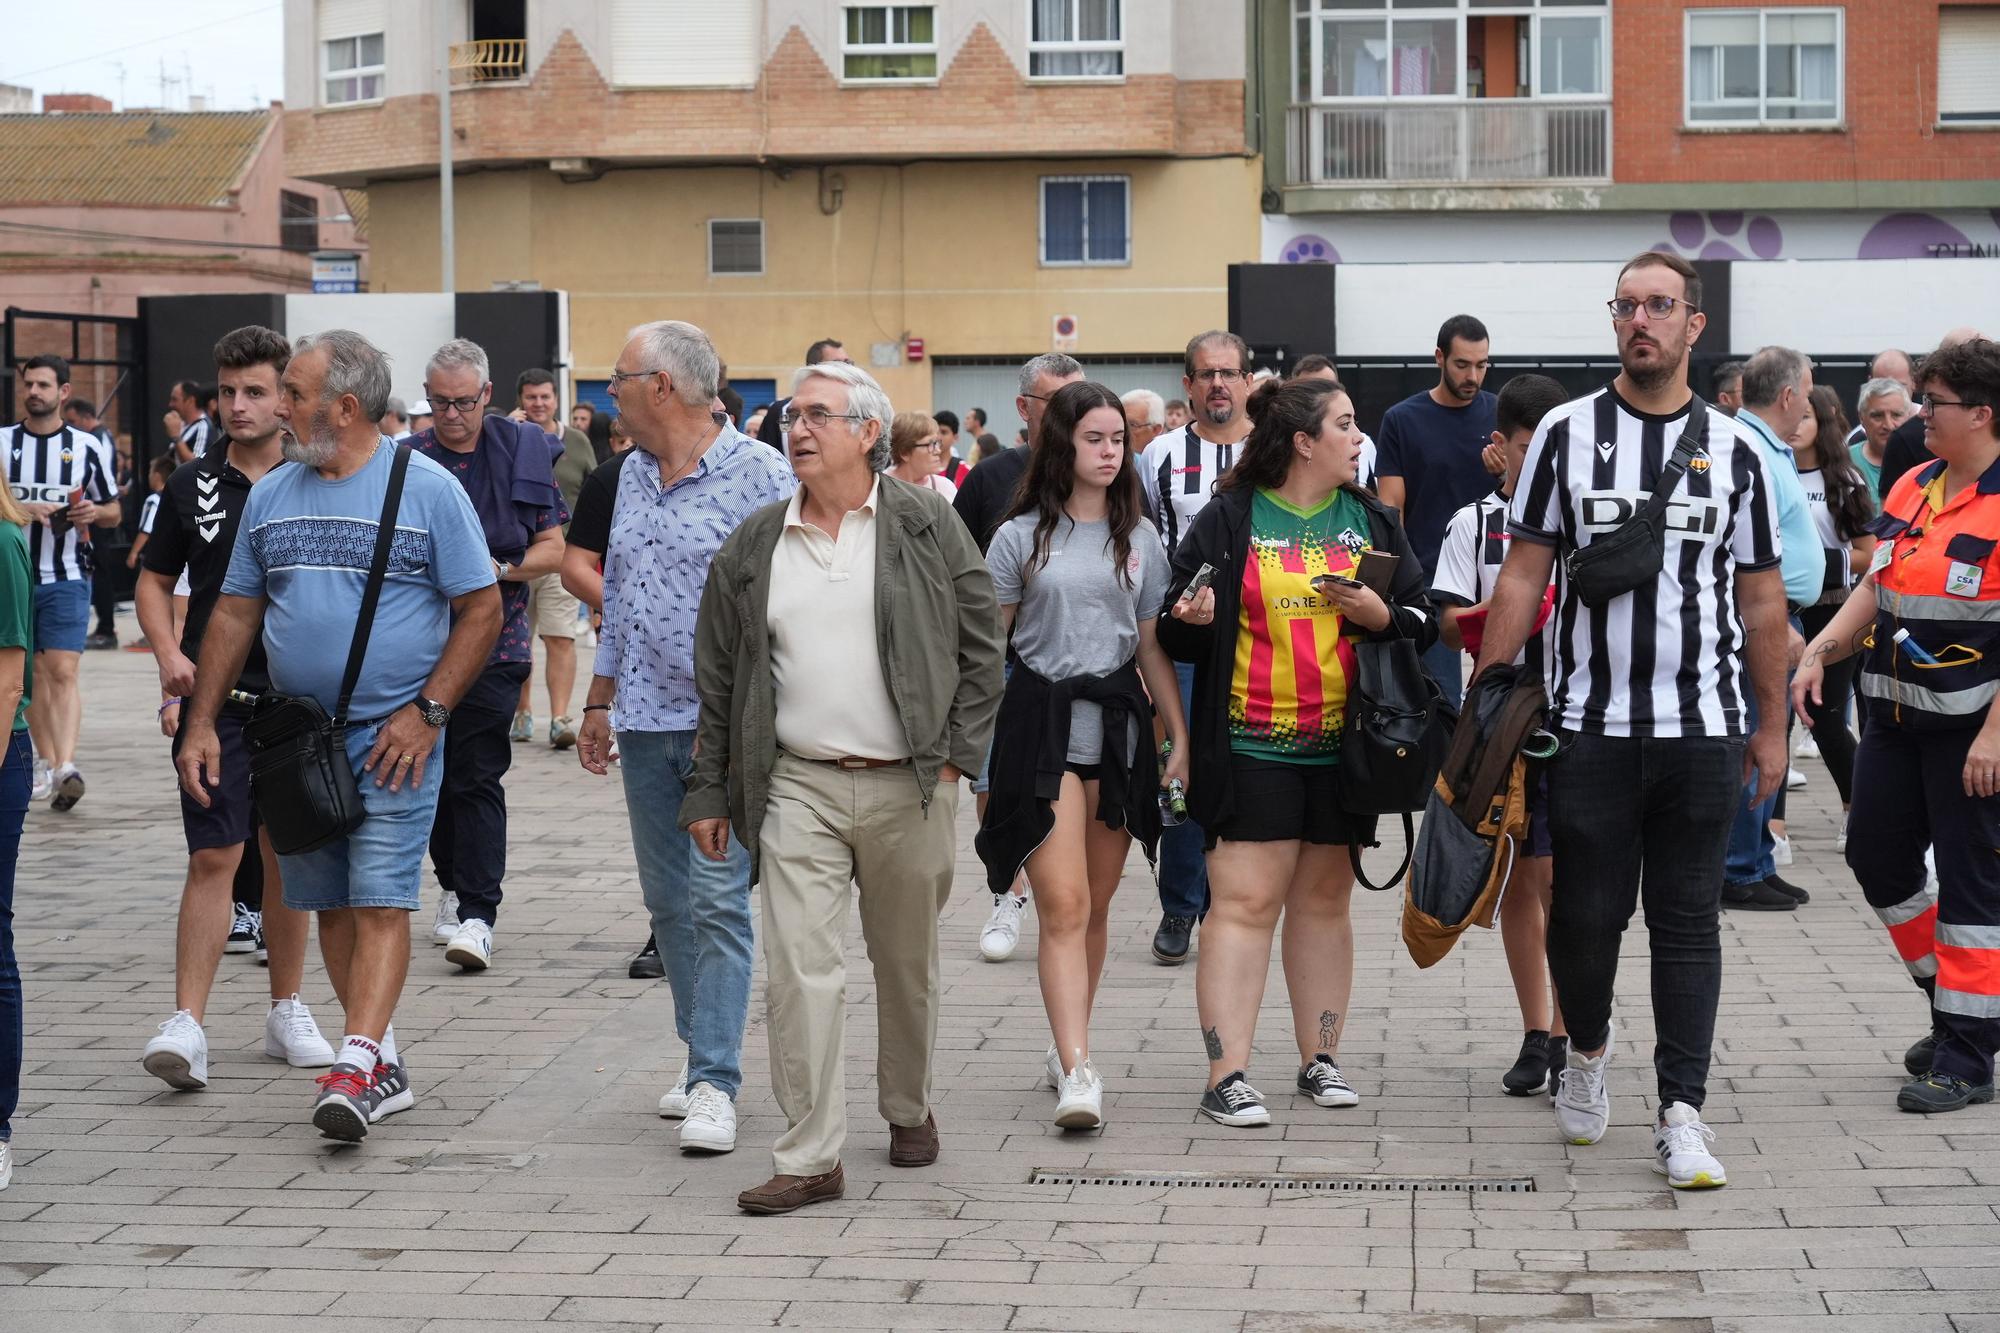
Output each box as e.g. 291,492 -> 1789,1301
0,730 -> 29,1140
1422,638 -> 1465,710
428,662 -> 528,927
1545,729 -> 1746,1109
1847,723 -> 2000,1084
1156,662 -> 1210,920
1797,604 -> 1859,806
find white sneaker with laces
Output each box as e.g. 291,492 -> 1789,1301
678,1081 -> 737,1153
264,995 -> 336,1067
980,893 -> 1028,962
1795,732 -> 1820,759
658,1060 -> 691,1119
1653,1101 -> 1727,1189
431,893 -> 460,945
1044,1044 -> 1065,1091
1554,1021 -> 1613,1145
444,918 -> 493,971
1772,834 -> 1793,867
1055,1061 -> 1104,1130
142,1010 -> 209,1090
0,1140 -> 11,1190
28,758 -> 50,803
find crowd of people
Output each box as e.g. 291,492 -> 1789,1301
0,247 -> 1993,1211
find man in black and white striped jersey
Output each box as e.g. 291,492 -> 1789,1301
4,355 -> 122,809
1472,250 -> 1791,1192
166,380 -> 217,463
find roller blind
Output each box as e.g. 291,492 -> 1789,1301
610,0 -> 759,88
1939,7 -> 2000,122
318,0 -> 387,43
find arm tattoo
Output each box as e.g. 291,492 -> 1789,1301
1202,1025 -> 1222,1060
1318,1010 -> 1339,1053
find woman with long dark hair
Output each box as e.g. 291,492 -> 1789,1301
1158,378 -> 1436,1128
975,380 -> 1187,1131
1792,383 -> 1876,845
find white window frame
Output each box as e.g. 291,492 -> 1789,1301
1027,0 -> 1126,83
1291,1 -> 1610,105
708,219 -> 766,278
1683,7 -> 1844,129
1936,6 -> 2000,126
1038,174 -> 1130,269
841,4 -> 940,84
321,32 -> 385,107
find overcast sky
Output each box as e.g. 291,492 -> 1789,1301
1,1 -> 284,112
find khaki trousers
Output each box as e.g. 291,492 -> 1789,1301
760,752 -> 959,1177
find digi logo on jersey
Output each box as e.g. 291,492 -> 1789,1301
9,482 -> 75,505
1578,491 -> 1724,541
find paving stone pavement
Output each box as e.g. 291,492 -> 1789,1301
2,622 -> 1998,1332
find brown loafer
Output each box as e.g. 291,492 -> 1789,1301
736,1164 -> 845,1215
889,1111 -> 939,1167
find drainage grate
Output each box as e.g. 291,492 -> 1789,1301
1029,1169 -> 1535,1193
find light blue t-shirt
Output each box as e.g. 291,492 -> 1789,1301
1736,408 -> 1823,608
222,441 -> 497,721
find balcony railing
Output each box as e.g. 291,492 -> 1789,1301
449,39 -> 527,85
1287,100 -> 1611,187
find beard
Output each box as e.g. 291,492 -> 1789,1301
1202,401 -> 1234,427
280,407 -> 340,467
1620,336 -> 1686,394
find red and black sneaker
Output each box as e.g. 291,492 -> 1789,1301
313,1063 -> 375,1141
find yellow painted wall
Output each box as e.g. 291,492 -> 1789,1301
365,155 -> 1263,406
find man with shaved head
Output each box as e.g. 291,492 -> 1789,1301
1881,329 -> 1983,498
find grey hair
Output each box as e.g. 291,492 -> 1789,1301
382,396 -> 407,420
1740,345 -> 1811,410
1121,388 -> 1165,426
1018,352 -> 1082,396
627,320 -> 720,405
1857,376 -> 1911,415
792,361 -> 894,471
426,337 -> 490,386
292,329 -> 392,420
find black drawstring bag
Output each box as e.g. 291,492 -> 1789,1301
1339,637 -> 1457,891
243,446 -> 410,856
1563,396 -> 1709,609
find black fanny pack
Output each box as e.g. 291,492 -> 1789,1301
242,446 -> 410,856
1562,395 -> 1709,609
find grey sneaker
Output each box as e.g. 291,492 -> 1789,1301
312,1064 -> 374,1141
1199,1071 -> 1271,1127
1554,1022 -> 1614,1146
367,1062 -> 413,1122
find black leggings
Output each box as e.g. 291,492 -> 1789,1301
1797,603 -> 1859,806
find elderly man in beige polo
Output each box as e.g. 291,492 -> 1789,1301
682,359 -> 1005,1216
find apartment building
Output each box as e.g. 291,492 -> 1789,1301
282,1 -> 1260,414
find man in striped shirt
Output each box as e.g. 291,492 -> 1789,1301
1473,251 -> 1790,1191
4,355 -> 121,809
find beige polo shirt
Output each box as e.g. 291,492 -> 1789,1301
767,478 -> 909,762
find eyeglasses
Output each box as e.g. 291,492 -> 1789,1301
1191,368 -> 1248,384
607,367 -> 665,396
781,405 -> 868,431
1920,394 -> 1984,414
428,393 -> 484,416
1607,296 -> 1700,321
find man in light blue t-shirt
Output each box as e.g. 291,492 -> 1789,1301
177,330 -> 500,1145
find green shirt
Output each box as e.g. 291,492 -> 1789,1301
1850,439 -> 1883,500
0,523 -> 33,732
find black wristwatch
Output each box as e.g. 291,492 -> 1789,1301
413,695 -> 450,728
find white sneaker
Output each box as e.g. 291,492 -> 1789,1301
142,1010 -> 209,1090
679,1081 -> 737,1153
1044,1044 -> 1065,1091
28,758 -> 49,803
49,762 -> 84,811
980,893 -> 1028,962
264,996 -> 336,1067
1795,732 -> 1820,759
1055,1061 -> 1104,1129
0,1140 -> 11,1190
658,1060 -> 691,1119
431,892 -> 460,945
1553,1021 -> 1613,1146
1836,817 -> 1849,854
1786,766 -> 1808,791
444,918 -> 493,971
1772,834 -> 1793,867
1653,1102 -> 1727,1189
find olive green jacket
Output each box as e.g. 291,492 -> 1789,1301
679,474 -> 1005,881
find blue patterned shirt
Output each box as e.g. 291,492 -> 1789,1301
596,426 -> 794,733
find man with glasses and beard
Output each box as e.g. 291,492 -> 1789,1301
1473,251 -> 1788,1191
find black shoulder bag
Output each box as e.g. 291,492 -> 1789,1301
1563,395 -> 1710,609
243,445 -> 412,856
1339,637 -> 1457,892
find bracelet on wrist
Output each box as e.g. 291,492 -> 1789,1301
157,699 -> 180,717
582,702 -> 612,713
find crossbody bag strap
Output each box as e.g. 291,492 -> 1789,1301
1636,393 -> 1711,526
333,445 -> 413,727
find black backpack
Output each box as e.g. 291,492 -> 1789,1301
1338,637 -> 1457,891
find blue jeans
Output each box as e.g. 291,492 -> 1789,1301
0,730 -> 28,1140
619,730 -> 753,1099
1723,655 -> 1782,888
1422,638 -> 1465,710
1156,661 -> 1209,919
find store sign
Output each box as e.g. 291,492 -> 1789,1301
311,252 -> 360,293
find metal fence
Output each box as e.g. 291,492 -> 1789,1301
1287,101 -> 1612,186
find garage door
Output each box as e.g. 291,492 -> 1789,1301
927,356 -> 1187,445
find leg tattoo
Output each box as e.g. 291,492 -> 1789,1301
1318,1010 -> 1339,1054
1202,1025 -> 1223,1061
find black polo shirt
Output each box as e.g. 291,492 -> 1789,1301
141,443 -> 288,692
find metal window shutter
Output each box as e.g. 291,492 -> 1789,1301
318,0 -> 388,43
1939,8 -> 2000,119
611,0 -> 758,87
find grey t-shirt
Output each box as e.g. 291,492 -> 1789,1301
988,513 -> 1169,763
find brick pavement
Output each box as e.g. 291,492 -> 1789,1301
2,623 -> 1998,1332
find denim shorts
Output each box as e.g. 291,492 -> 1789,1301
277,718 -> 444,913
32,580 -> 90,654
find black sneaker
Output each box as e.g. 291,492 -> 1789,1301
1198,1071 -> 1271,1127
1765,874 -> 1810,905
1896,1072 -> 1996,1114
629,934 -> 664,980
1152,914 -> 1195,966
367,1062 -> 413,1122
1546,1036 -> 1569,1099
1721,880 -> 1796,911
1905,1030 -> 1942,1078
84,632 -> 117,651
254,924 -> 268,966
1297,1053 -> 1359,1107
312,1063 -> 374,1141
225,903 -> 260,953
1502,1031 -> 1553,1096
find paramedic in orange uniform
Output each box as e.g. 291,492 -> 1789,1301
1793,337 -> 2000,1114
